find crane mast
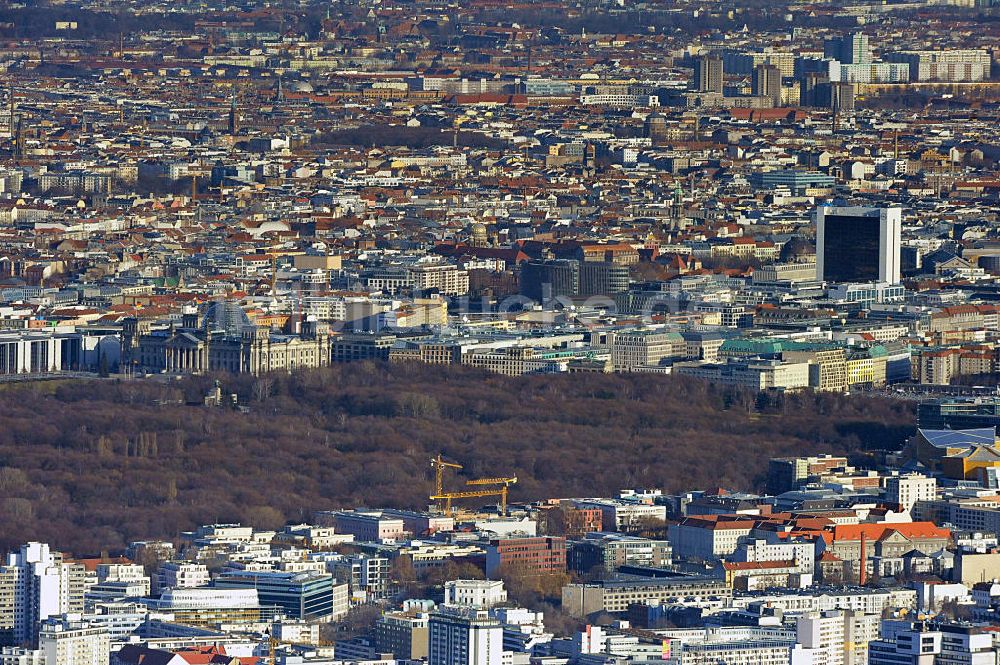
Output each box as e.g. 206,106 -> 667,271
429,455 -> 517,514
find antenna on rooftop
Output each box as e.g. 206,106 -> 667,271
228,92 -> 238,137
7,81 -> 13,138
13,114 -> 22,165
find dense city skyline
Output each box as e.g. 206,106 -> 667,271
0,1 -> 999,665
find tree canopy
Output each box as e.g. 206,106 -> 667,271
0,363 -> 914,555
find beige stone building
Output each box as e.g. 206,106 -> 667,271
123,301 -> 329,376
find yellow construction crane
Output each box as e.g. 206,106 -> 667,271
267,635 -> 279,665
466,476 -> 518,487
430,485 -> 518,515
431,454 -> 463,497
464,476 -> 518,513
429,455 -> 517,514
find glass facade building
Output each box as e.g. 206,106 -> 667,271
214,571 -> 346,621
816,207 -> 902,284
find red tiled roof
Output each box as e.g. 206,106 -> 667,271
722,559 -> 796,571
831,523 -> 950,542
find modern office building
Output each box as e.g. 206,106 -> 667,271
77,608 -> 150,641
610,330 -> 685,371
693,56 -> 724,93
428,609 -> 503,665
314,510 -> 406,543
214,571 -> 348,621
767,455 -> 850,493
270,618 -> 320,645
673,357 -> 811,392
821,81 -> 856,113
0,646 -> 46,665
868,629 -> 939,665
483,537 -> 566,577
83,580 -> 150,606
329,333 -> 398,362
519,260 -> 580,303
141,587 -> 260,627
868,622 -> 998,665
752,261 -> 818,284
569,533 -> 672,573
374,611 -> 430,660
562,576 -> 732,616
734,588 -> 917,616
749,170 -> 836,195
0,328 -> 91,376
410,263 -> 470,296
816,207 -> 902,284
799,72 -> 829,107
752,64 -> 782,106
663,626 -> 796,665
885,474 -> 936,513
155,562 -> 210,592
578,261 -> 630,297
571,498 -> 668,532
917,398 -> 1000,431
443,580 -> 507,610
326,554 -> 390,601
826,282 -> 905,308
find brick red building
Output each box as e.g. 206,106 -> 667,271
485,536 -> 567,577
563,507 -> 603,538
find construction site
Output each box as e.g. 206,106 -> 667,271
429,454 -> 518,516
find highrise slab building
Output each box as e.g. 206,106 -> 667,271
825,33 -> 871,65
752,64 -> 782,106
693,56 -> 724,93
793,610 -> 880,665
816,207 -> 902,284
826,81 -> 856,113
0,543 -> 89,647
39,618 -> 110,665
428,609 -> 503,665
885,49 -> 990,82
